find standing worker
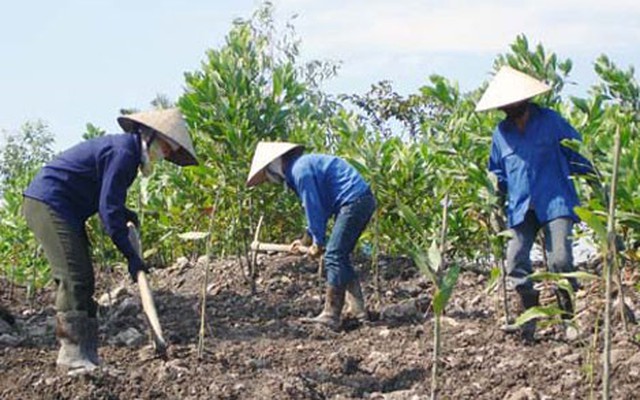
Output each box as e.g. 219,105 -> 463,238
23,108 -> 198,373
246,142 -> 376,330
476,66 -> 594,342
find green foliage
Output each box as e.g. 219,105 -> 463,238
432,264 -> 461,314
398,200 -> 460,315
0,121 -> 55,287
528,270 -> 600,283
0,121 -> 54,192
512,271 -> 599,328
575,207 -> 608,252
82,123 -> 106,141
1,1 -> 639,293
151,93 -> 174,110
493,34 -> 573,106
168,2 -> 344,259
515,305 -> 566,327
484,266 -> 502,293
567,57 -> 640,249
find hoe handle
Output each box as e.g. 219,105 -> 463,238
250,241 -> 310,254
127,222 -> 168,357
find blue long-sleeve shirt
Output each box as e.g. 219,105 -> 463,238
285,154 -> 371,246
488,104 -> 594,227
24,133 -> 142,264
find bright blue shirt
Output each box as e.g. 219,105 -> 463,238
285,154 -> 371,246
488,105 -> 593,227
24,134 -> 142,264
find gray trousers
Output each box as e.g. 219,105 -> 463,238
506,210 -> 577,292
23,197 -> 97,317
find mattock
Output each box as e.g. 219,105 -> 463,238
250,215 -> 311,254
250,215 -> 323,280
127,222 -> 168,358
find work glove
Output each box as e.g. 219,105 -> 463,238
289,239 -> 305,254
128,256 -> 149,283
290,230 -> 313,254
308,243 -> 324,259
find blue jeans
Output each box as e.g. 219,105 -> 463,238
324,192 -> 376,287
506,210 -> 577,292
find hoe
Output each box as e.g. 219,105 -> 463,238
127,222 -> 168,358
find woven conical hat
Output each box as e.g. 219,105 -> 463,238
246,141 -> 304,187
475,66 -> 551,112
118,108 -> 198,166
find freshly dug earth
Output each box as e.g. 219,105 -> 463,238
1,254 -> 639,399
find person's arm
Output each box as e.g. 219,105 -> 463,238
295,172 -> 330,247
556,116 -> 596,176
488,139 -> 507,204
97,149 -> 143,268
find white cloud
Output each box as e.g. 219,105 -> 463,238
270,0 -> 640,96
275,0 -> 640,55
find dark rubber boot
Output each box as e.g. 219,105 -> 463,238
300,285 -> 346,331
502,288 -> 539,343
86,318 -> 101,365
345,279 -> 368,324
56,311 -> 100,374
554,289 -> 574,320
519,288 -> 540,342
555,288 -> 579,341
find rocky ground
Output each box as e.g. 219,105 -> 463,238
1,253 -> 639,399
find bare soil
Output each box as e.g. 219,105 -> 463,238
1,254 -> 639,399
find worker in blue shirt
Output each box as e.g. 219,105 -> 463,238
247,142 -> 376,330
476,66 -> 593,342
23,108 -> 198,373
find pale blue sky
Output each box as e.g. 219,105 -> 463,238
1,0 -> 638,151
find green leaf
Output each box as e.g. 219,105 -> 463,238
484,266 -> 501,294
143,248 -> 158,259
178,231 -> 211,241
570,96 -> 589,114
410,248 -> 437,284
427,240 -> 442,272
432,264 -> 460,314
574,206 -> 607,245
397,202 -> 424,235
556,279 -> 575,297
528,270 -> 600,282
514,305 -> 564,326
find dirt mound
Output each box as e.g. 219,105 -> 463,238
1,255 -> 639,399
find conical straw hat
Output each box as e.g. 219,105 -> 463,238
475,66 -> 551,112
118,108 -> 198,166
246,141 -> 304,187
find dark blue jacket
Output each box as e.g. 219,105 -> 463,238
24,134 -> 142,264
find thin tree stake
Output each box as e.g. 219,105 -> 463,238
198,193 -> 221,360
500,257 -> 511,324
603,125 -> 621,400
250,214 -> 264,295
613,250 -> 629,333
431,192 -> 449,400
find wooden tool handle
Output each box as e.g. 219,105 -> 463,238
127,222 -> 167,355
250,241 -> 310,254
137,270 -> 167,354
